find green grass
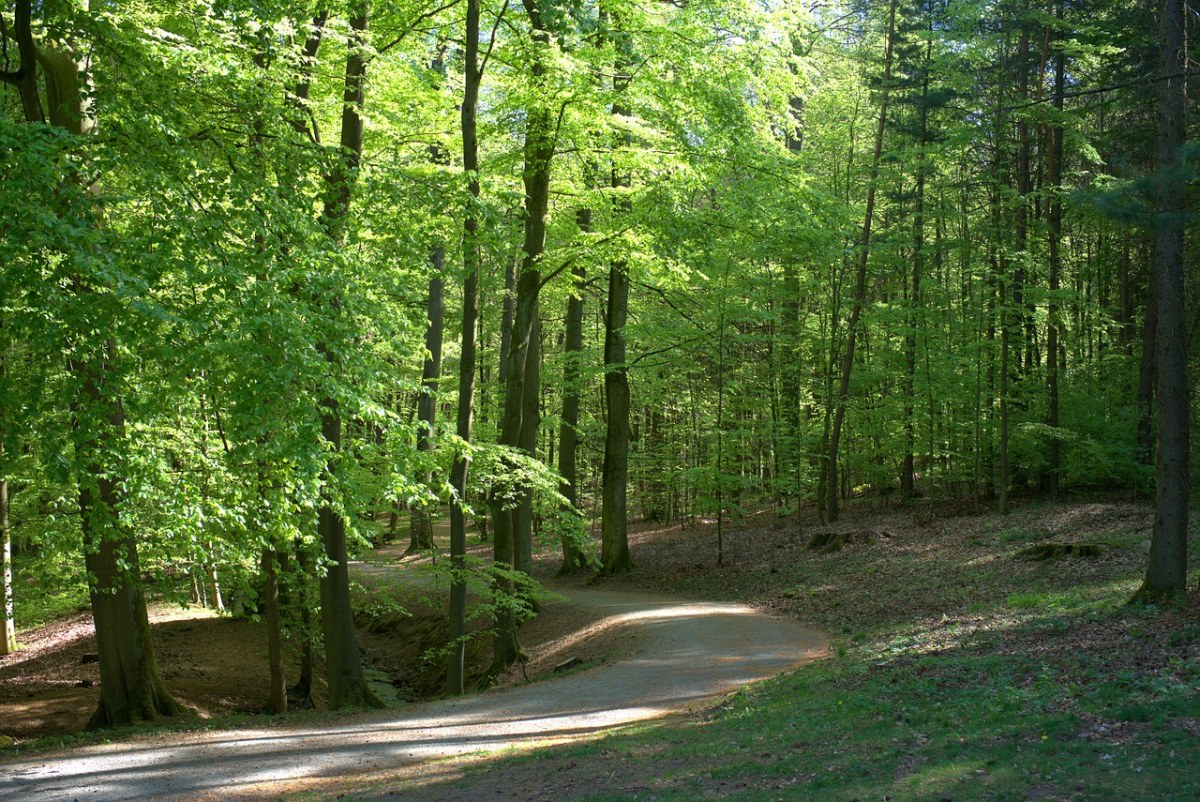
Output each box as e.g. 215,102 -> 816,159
436,604 -> 1199,801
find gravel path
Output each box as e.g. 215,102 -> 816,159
0,586 -> 825,801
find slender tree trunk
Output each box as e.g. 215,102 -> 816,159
1044,0 -> 1065,497
448,0 -> 484,697
1136,282 -> 1156,467
600,263 -> 633,574
903,29 -> 933,501
261,549 -> 286,714
0,331 -> 13,655
826,0 -> 897,521
1,470 -> 14,656
409,269 -> 445,553
1135,0 -> 1188,601
781,83 -> 804,507
558,255 -> 587,572
290,544 -> 315,705
491,0 -> 554,673
515,315 -> 540,574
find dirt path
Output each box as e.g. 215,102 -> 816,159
0,586 -> 825,801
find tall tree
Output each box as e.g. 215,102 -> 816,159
316,3 -> 381,709
490,0 -> 556,671
599,3 -> 634,576
409,269 -> 445,553
1044,0 -> 1065,498
558,255 -> 589,572
1134,0 -> 1188,602
449,0 -> 488,696
1,0 -> 185,728
826,0 -> 898,520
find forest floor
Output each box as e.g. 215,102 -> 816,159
1,495 -> 1198,801
354,495 -> 1200,801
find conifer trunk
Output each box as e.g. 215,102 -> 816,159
1136,0 -> 1188,601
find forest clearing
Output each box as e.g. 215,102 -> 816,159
1,0 -> 1197,798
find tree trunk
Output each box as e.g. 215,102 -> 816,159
205,564 -> 224,613
1135,0 -> 1188,602
599,6 -> 634,576
316,3 -> 379,710
514,314 -> 540,575
1,471 -> 14,656
0,332 -> 12,655
826,0 -> 897,521
409,269 -> 445,553
491,0 -> 554,674
261,549 -> 286,714
558,254 -> 588,572
902,28 -> 933,501
289,544 -> 315,706
23,10 -> 184,728
600,263 -> 633,574
1044,0 -> 1065,497
449,0 -> 484,696
75,346 -> 185,729
1136,284 -> 1156,467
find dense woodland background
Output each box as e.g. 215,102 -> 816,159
0,0 -> 1194,729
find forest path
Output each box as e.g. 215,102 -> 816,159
0,584 -> 825,801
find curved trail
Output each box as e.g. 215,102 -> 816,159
0,586 -> 825,801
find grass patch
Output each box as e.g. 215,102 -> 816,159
421,604 -> 1199,801
366,500 -> 1199,802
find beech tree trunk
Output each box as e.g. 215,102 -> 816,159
1136,286 -> 1156,467
7,5 -> 184,728
316,3 -> 379,709
600,263 -> 633,574
1,470 -> 14,656
902,28 -> 932,501
448,0 -> 484,696
1044,0 -> 1065,497
261,549 -> 286,714
826,0 -> 897,521
75,344 -> 185,729
0,334 -> 13,655
558,256 -> 588,572
490,0 -> 554,673
409,269 -> 445,553
599,3 -> 634,576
